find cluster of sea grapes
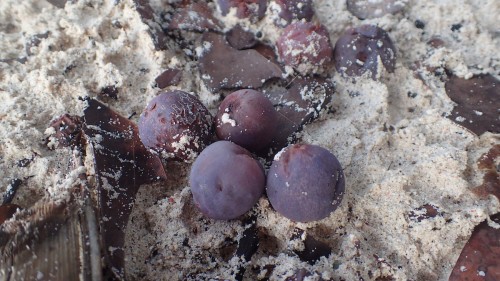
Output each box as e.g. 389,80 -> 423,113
139,89 -> 345,223
138,0 -> 399,222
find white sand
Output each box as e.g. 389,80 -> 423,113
0,0 -> 499,280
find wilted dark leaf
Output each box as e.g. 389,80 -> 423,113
291,228 -> 332,264
449,213 -> 500,281
234,217 -> 259,281
169,2 -> 222,32
226,25 -> 257,50
451,144 -> 500,280
263,76 -> 334,152
134,0 -> 168,50
198,32 -> 283,91
253,43 -> 280,65
155,68 -> 182,88
445,74 -> 499,135
473,144 -> 500,200
82,99 -> 166,279
235,218 -> 259,261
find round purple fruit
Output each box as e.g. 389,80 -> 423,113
276,22 -> 333,75
215,89 -> 277,152
267,144 -> 345,222
333,25 -> 396,79
189,141 -> 265,220
138,90 -> 213,161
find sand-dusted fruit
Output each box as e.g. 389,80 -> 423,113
333,25 -> 396,79
189,141 -> 265,220
267,144 -> 345,222
276,22 -> 333,74
138,91 -> 213,161
274,0 -> 314,26
215,89 -> 277,152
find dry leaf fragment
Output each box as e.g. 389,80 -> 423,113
83,99 -> 166,279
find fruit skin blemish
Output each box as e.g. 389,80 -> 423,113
276,22 -> 333,75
